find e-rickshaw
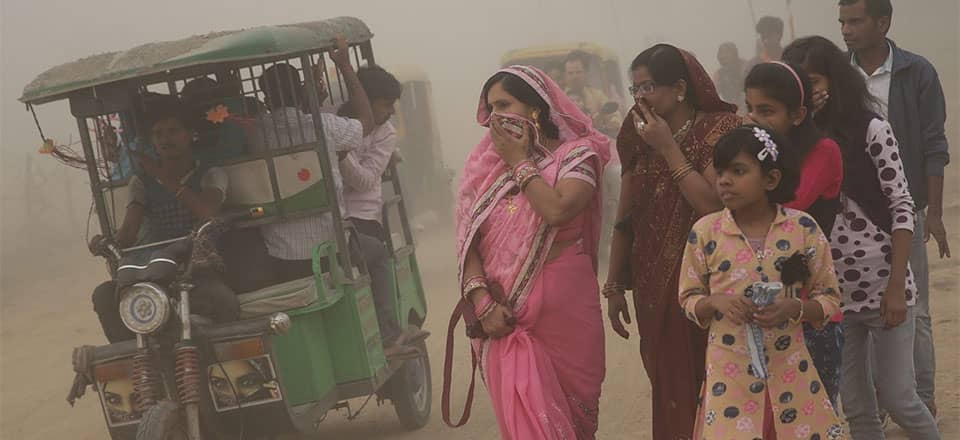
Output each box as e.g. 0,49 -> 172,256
388,65 -> 455,227
501,42 -> 627,258
20,16 -> 430,440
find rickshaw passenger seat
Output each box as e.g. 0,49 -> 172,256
236,276 -> 319,319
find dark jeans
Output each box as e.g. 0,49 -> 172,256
268,233 -> 400,344
92,277 -> 240,343
803,321 -> 844,411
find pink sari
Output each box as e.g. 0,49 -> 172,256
455,66 -> 611,439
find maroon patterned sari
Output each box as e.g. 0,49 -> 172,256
615,47 -> 741,440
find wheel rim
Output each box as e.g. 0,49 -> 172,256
408,355 -> 429,414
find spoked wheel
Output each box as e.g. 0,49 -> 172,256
136,401 -> 187,440
388,339 -> 432,430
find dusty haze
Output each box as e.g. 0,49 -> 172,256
1,1 -> 958,439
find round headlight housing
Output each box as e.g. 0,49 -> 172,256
118,282 -> 171,334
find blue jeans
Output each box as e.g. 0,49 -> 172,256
841,307 -> 940,439
911,210 -> 935,405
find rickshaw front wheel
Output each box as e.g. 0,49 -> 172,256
387,339 -> 432,430
136,400 -> 187,440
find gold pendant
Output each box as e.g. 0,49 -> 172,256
507,197 -> 518,215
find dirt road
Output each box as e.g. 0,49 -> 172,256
2,209 -> 957,439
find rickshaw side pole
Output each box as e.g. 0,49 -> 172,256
76,117 -> 112,239
302,54 -> 354,277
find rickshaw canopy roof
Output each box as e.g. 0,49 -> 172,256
501,42 -> 619,68
20,16 -> 372,105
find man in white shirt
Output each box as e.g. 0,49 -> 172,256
253,41 -> 415,356
337,65 -> 429,350
339,65 -> 402,239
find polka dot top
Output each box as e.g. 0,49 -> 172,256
830,117 -> 917,313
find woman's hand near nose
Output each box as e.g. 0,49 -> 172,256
490,116 -> 531,167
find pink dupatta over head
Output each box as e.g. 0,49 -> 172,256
456,65 -> 611,305
451,66 -> 610,439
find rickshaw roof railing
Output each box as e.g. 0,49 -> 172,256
500,42 -> 619,67
20,16 -> 373,105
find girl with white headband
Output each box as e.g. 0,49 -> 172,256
679,124 -> 846,439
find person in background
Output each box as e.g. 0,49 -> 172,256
564,50 -> 610,116
546,61 -> 566,90
713,42 -> 745,106
746,16 -> 786,72
604,44 -> 740,440
840,0 -> 951,422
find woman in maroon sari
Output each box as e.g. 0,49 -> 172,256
604,44 -> 740,439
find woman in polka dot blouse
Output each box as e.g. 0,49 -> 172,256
680,126 -> 845,439
783,36 -> 941,440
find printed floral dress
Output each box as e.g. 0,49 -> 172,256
679,207 -> 847,439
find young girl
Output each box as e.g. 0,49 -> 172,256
745,61 -> 845,413
680,125 -> 846,439
782,36 -> 941,440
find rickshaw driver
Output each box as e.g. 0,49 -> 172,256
252,38 -> 416,358
91,101 -> 240,343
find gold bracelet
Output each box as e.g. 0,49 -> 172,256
788,298 -> 805,325
671,162 -> 695,182
602,281 -> 626,298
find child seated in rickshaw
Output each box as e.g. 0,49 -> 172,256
91,100 -> 240,343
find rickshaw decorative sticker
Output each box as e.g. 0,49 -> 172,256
207,355 -> 283,412
95,359 -> 143,428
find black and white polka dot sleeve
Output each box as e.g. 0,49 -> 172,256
866,118 -> 916,232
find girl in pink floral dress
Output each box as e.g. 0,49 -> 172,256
679,125 -> 846,439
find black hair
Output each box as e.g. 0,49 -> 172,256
564,50 -> 592,71
481,72 -> 560,140
714,125 -> 799,205
142,96 -> 190,132
358,65 -> 402,102
782,36 -> 877,153
629,44 -> 699,109
756,16 -> 785,37
839,0 -> 893,19
744,61 -> 821,159
258,63 -> 301,110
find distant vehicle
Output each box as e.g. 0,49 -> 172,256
389,65 -> 455,228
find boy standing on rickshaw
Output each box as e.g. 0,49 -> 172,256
253,38 -> 416,358
91,101 -> 239,343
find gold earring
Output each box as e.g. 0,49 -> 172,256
677,95 -> 684,103
531,110 -> 542,132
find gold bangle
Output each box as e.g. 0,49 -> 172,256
671,162 -> 695,182
789,298 -> 805,325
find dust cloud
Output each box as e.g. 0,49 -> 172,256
0,1 -> 957,437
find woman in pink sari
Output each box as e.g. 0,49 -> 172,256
455,65 -> 611,439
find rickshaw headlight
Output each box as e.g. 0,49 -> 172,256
118,283 -> 171,334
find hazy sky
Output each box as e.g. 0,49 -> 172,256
1,0 -> 957,261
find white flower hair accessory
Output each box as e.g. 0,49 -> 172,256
753,127 -> 780,162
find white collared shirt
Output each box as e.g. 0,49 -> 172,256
341,121 -> 397,223
252,107 -> 362,260
852,43 -> 894,118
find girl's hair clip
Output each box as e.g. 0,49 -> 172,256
753,127 -> 779,162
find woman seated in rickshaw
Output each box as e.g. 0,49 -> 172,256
91,99 -> 240,343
